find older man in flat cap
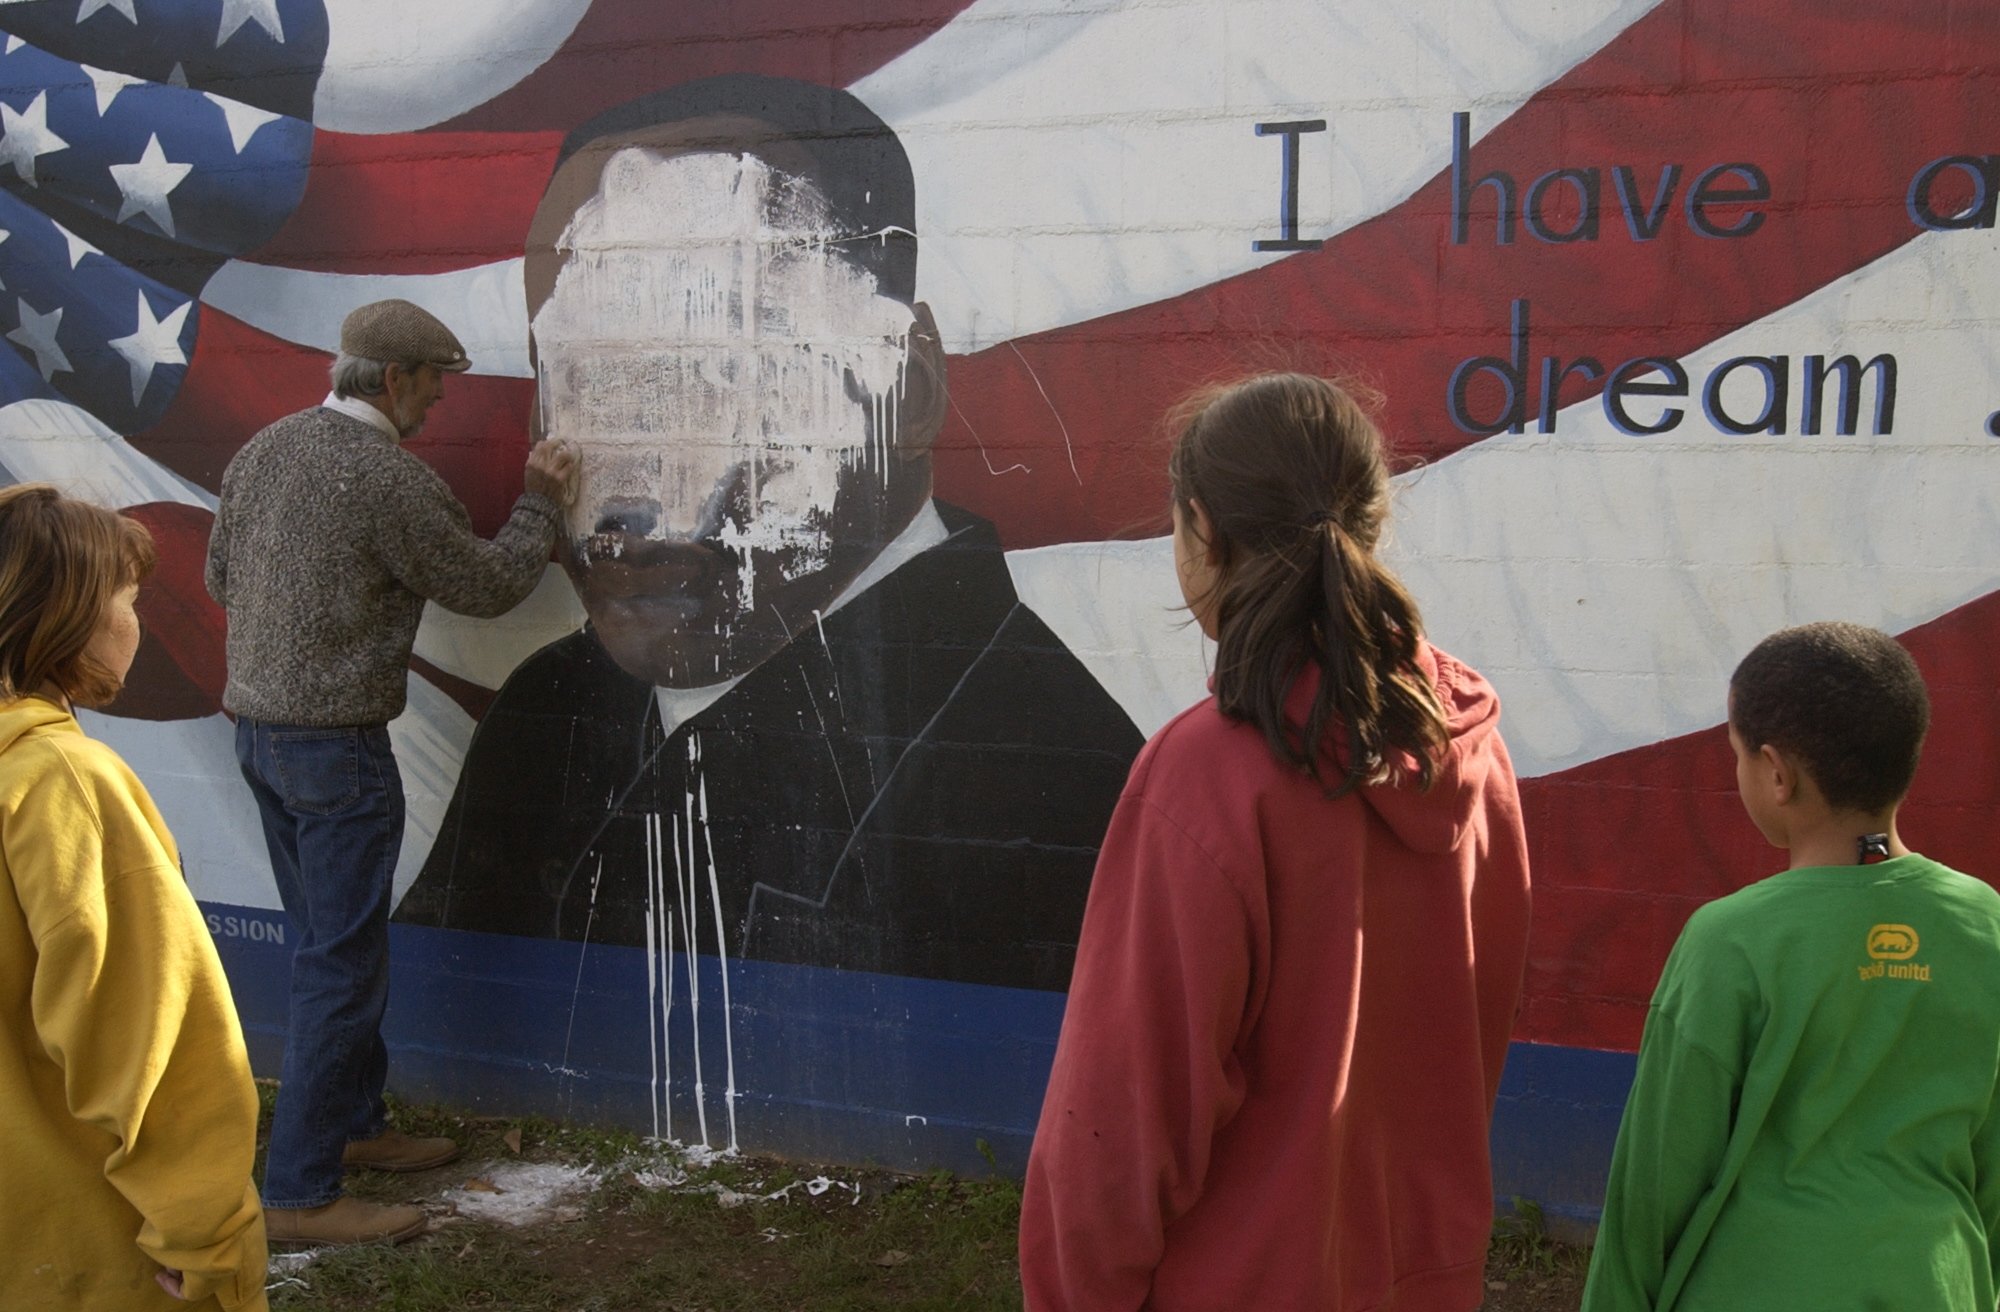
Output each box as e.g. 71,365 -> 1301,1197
205,299 -> 579,1248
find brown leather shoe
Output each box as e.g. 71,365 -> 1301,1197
265,1197 -> 427,1248
342,1127 -> 461,1173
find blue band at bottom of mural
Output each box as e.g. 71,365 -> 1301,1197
206,900 -> 1633,1233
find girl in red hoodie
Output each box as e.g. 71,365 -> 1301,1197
1021,374 -> 1532,1311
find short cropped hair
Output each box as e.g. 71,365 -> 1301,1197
1729,621 -> 1929,813
330,352 -> 390,399
0,484 -> 155,708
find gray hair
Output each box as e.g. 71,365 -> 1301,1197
330,352 -> 391,399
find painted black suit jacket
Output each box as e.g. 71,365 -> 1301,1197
394,504 -> 1144,993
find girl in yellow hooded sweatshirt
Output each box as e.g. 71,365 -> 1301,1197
0,484 -> 268,1311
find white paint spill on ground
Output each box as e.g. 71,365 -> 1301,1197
677,1142 -> 733,1170
265,1251 -> 316,1294
258,1141 -> 852,1294
629,1164 -> 689,1192
442,1162 -> 601,1227
627,1164 -> 860,1210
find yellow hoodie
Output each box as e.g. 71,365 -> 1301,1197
0,697 -> 268,1311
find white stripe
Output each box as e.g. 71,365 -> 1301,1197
852,0 -> 1664,350
248,0 -> 1657,362
0,397 -> 213,508
76,676 -> 473,913
314,0 -> 594,133
1388,226 -> 2000,778
388,673 -> 475,905
412,561 -> 583,688
1012,229 -> 2000,776
77,709 -> 278,909
1006,537 -> 1209,740
199,258 -> 532,378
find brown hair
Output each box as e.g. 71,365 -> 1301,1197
1169,374 -> 1447,794
0,484 -> 155,709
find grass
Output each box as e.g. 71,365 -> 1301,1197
257,1086 -> 1590,1311
1482,1198 -> 1592,1312
258,1087 -> 1023,1311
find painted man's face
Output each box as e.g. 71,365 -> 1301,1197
530,145 -> 925,688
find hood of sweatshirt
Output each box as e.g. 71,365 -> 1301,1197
0,696 -> 74,758
1358,642 -> 1506,856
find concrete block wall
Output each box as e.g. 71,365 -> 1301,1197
4,0 -> 1996,1226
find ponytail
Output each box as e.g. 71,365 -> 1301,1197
1170,374 -> 1447,794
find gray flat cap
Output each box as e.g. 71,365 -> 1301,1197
340,299 -> 473,372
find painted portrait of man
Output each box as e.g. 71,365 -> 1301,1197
394,76 -> 1143,993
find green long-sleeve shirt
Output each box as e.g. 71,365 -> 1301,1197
1584,854 -> 2000,1312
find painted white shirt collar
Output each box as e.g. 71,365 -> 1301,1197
653,499 -> 951,735
321,391 -> 399,441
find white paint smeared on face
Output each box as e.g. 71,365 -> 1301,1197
532,148 -> 916,686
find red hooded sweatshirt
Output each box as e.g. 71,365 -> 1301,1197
1021,643 -> 1531,1311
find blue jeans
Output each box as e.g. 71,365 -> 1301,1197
235,719 -> 403,1209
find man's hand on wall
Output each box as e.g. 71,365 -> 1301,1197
525,438 -> 580,506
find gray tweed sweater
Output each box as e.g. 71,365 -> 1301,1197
205,406 -> 562,726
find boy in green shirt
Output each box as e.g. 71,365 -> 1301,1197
1583,622 -> 2000,1312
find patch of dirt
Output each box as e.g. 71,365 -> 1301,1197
1479,1264 -> 1587,1312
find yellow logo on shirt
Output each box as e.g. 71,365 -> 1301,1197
1858,924 -> 1929,982
1867,924 -> 1919,960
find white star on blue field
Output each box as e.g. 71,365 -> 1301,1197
0,9 -> 317,432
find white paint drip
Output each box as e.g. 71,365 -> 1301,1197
698,773 -> 740,1152
1007,340 -> 1081,484
643,818 -> 662,1142
676,764 -> 708,1152
668,816 -> 684,1144
532,149 -> 917,624
635,737 -> 744,1155
643,811 -> 681,1143
555,857 -> 603,1095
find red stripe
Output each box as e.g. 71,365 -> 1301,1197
138,311 -> 331,493
136,310 -> 536,537
434,0 -> 979,134
120,502 -> 226,721
112,500 -> 510,724
250,130 -> 565,274
1517,590 -> 2000,1053
931,0 -> 2000,547
252,3 -> 975,269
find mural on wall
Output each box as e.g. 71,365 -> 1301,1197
394,78 -> 1145,997
1,0 -> 1996,1205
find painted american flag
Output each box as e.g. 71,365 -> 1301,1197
1,0 -> 1996,1061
